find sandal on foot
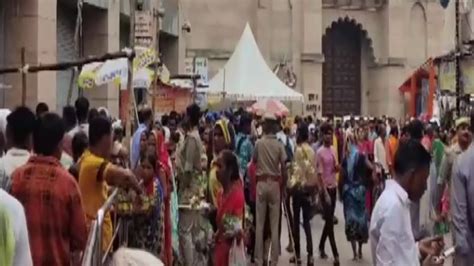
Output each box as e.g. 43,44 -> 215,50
289,256 -> 302,265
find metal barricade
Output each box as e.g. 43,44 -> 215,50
81,221 -> 97,266
177,203 -> 213,266
82,188 -> 120,266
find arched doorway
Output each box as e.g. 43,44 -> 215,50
322,20 -> 363,116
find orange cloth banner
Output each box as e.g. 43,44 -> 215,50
154,87 -> 192,114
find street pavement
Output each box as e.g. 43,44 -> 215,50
278,201 -> 372,266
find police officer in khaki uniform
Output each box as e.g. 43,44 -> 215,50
253,113 -> 288,266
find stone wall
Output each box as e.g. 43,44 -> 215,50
82,1 -> 120,116
3,0 -> 57,110
181,0 -> 448,118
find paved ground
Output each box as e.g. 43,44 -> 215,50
278,201 -> 372,266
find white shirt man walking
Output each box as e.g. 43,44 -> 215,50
0,107 -> 36,191
370,140 -> 444,266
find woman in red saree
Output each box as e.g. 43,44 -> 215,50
150,129 -> 173,265
214,150 -> 245,266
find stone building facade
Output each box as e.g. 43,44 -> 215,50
0,0 -> 183,116
180,0 -> 447,117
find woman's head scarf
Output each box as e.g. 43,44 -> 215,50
214,118 -> 235,151
205,112 -> 220,124
97,107 -> 110,119
131,125 -> 148,170
345,132 -> 359,179
112,119 -> 123,131
151,129 -> 171,178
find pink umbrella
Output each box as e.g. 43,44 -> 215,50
249,99 -> 289,117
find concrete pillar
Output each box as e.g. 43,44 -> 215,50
426,1 -> 445,57
300,0 -> 323,117
374,66 -> 405,118
386,0 -> 405,59
368,0 -> 407,118
177,8 -> 187,74
271,0 -> 291,64
361,38 -> 370,116
83,0 -> 120,117
4,0 -> 57,110
256,0 -> 273,62
290,0 -> 303,114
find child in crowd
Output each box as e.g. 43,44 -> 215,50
68,132 -> 88,181
118,152 -> 164,257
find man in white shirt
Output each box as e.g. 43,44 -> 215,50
370,140 -> 444,266
0,109 -> 11,156
0,189 -> 32,266
0,107 -> 36,191
374,121 -> 389,174
67,97 -> 90,138
161,114 -> 171,143
63,97 -> 90,157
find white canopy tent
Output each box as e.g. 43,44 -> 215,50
207,23 -> 303,102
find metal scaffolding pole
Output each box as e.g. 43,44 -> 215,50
456,0 -> 462,116
126,0 -> 137,140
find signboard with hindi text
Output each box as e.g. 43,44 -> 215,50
184,58 -> 194,75
194,57 -> 209,85
461,59 -> 474,94
438,61 -> 456,92
154,87 -> 192,115
183,57 -> 209,85
135,11 -> 156,48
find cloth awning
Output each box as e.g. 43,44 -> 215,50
78,47 -> 170,90
398,58 -> 436,118
207,23 -> 303,102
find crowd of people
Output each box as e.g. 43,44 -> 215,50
1,96 -> 474,266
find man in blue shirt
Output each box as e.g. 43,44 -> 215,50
235,112 -> 254,178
